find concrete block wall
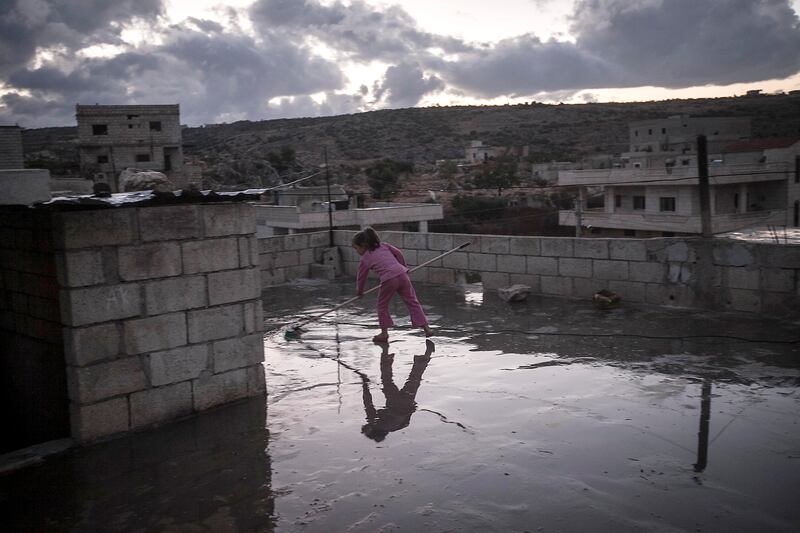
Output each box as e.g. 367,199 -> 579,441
333,230 -> 799,316
0,126 -> 24,170
259,231 -> 333,287
54,203 -> 266,442
0,208 -> 70,453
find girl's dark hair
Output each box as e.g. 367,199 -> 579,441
352,227 -> 381,251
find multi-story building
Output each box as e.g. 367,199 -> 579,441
558,116 -> 798,237
76,104 -> 185,191
0,125 -> 24,170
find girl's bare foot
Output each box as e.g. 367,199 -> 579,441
372,332 -> 389,343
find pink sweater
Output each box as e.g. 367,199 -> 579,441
356,243 -> 409,293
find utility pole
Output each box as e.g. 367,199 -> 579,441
574,187 -> 583,237
697,135 -> 712,237
324,147 -> 334,247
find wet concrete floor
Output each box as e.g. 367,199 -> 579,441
2,279 -> 799,532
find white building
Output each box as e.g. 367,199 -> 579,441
558,116 -> 798,236
465,140 -> 495,164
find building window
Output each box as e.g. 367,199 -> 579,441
135,154 -> 151,162
648,128 -> 653,135
97,155 -> 109,164
634,130 -> 638,137
150,121 -> 162,131
92,124 -> 108,135
734,193 -> 739,209
681,159 -> 690,166
128,124 -> 134,129
614,195 -> 622,208
659,197 -> 676,212
663,231 -> 675,237
661,128 -> 666,134
633,196 -> 646,210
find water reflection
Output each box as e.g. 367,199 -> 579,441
361,340 -> 435,442
694,379 -> 712,474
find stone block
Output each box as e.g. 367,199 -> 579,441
285,265 -> 310,280
450,234 -> 482,251
428,233 -> 453,251
409,268 -> 428,283
443,251 -> 468,269
309,231 -> 329,248
258,236 -> 285,253
243,301 -> 265,334
418,250 -> 443,267
725,267 -> 760,290
469,253 -> 496,271
667,262 -> 693,283
274,250 -> 299,268
760,268 -> 795,292
261,268 -> 286,287
118,242 -> 181,281
64,323 -> 120,366
608,280 -> 646,303
509,237 -> 540,256
71,397 -> 129,442
559,258 -> 592,278
130,381 -> 193,429
609,240 -> 647,262
188,304 -> 243,343
124,312 -> 187,355
283,233 -> 310,250
727,288 -> 761,313
379,232 -> 404,247
573,239 -> 608,259
480,236 -> 510,254
203,204 -> 255,237
497,254 -> 527,274
61,283 -> 141,327
208,268 -> 260,306
192,368 -> 250,411
400,249 -> 417,265
148,344 -> 209,386
310,263 -> 336,280
572,277 -> 599,298
428,267 -> 455,285
713,242 -> 755,267
665,241 -> 692,263
138,205 -> 201,242
212,334 -> 264,373
68,356 -> 147,404
247,364 -> 267,395
509,274 -> 540,291
299,247 -> 314,265
238,237 -> 252,268
54,209 -> 136,249
541,238 -> 574,257
527,256 -> 558,276
182,238 -> 239,274
593,260 -> 629,281
57,250 -> 105,287
403,233 -> 427,249
144,276 -> 207,315
540,276 -> 573,296
629,262 -> 665,283
333,230 -> 357,246
481,272 -> 509,289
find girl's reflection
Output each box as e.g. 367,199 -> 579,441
361,340 -> 435,442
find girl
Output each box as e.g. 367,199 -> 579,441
353,227 -> 432,343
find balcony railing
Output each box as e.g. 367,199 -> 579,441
558,162 -> 791,186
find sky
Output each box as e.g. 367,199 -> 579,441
1,0 -> 800,128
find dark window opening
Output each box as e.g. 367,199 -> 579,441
682,159 -> 690,165
624,229 -> 636,237
648,128 -> 653,135
661,128 -> 666,134
663,231 -> 675,237
794,201 -> 799,227
150,121 -> 162,132
734,193 -> 739,209
97,155 -> 109,164
135,154 -> 151,162
633,196 -> 646,210
128,124 -> 134,129
92,124 -> 108,135
614,195 -> 622,208
659,197 -> 676,212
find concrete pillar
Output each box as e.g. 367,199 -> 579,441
419,220 -> 429,233
738,184 -> 748,213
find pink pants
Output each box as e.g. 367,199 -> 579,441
377,273 -> 428,329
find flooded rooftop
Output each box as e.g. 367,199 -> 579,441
3,280 -> 800,532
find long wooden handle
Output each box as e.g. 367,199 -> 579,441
290,241 -> 470,329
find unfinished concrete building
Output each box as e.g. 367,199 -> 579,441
0,125 -> 24,170
76,104 -> 185,192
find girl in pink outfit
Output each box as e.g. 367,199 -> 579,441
353,227 -> 432,343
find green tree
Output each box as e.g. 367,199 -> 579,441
365,159 -> 413,200
437,160 -> 458,181
473,157 -> 519,195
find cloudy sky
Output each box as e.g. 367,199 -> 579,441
1,0 -> 800,128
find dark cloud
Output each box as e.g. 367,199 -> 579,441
374,62 -> 444,107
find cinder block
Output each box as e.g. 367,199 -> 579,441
540,276 -> 573,296
274,250 -> 299,268
68,356 -> 147,404
61,283 -> 141,327
130,381 -> 193,428
259,236 -> 285,253
610,240 -> 647,261
665,241 -> 692,262
261,268 -> 286,287
144,276 -> 206,315
343,262 -> 359,277
208,268 -> 260,306
509,237 -> 540,256
428,267 -> 455,285
285,265 -> 309,280
541,238 -> 574,257
249,236 -> 260,267
443,252 -> 468,269
559,258 -> 592,278
404,233 -> 427,250
400,249 -> 416,265
54,209 -> 136,249
497,254 -> 526,274
527,256 -> 558,276
192,368 -> 250,411
299,248 -> 314,265
203,204 -> 255,237
418,250 -> 443,267
480,236 -> 510,254
64,323 -> 120,366
333,230 -> 357,247
57,250 -> 105,287
71,397 -> 129,442
182,238 -> 239,274
727,288 -> 761,313
212,334 -> 264,373
243,301 -> 264,334
409,268 -> 428,283
668,262 -> 693,283
713,242 -> 755,267
573,239 -> 608,259
380,232 -> 404,247
509,274 -> 540,291
428,233 -> 453,251
148,344 -> 209,386
247,364 -> 267,395
629,262 -> 665,283
119,242 -> 181,281
283,233 -> 310,250
481,272 -> 509,289
123,312 -> 187,355
608,280 -> 646,303
138,205 -> 200,242
593,260 -> 629,281
188,304 -> 243,343
238,237 -> 252,267
310,263 -> 336,280
468,253 -> 496,271
309,231 -> 329,248
725,267 -> 760,290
